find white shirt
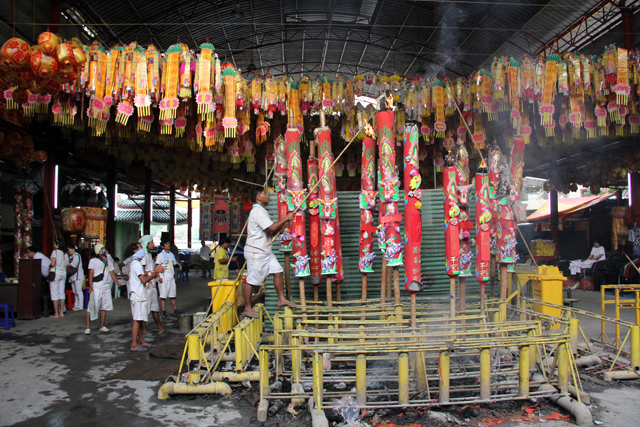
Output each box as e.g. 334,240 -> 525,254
121,256 -> 133,277
69,252 -> 84,282
157,250 -> 176,280
89,257 -> 114,290
245,204 -> 274,254
128,259 -> 146,302
590,246 -> 606,261
200,245 -> 211,260
51,249 -> 69,278
32,252 -> 50,277
142,253 -> 156,288
106,254 -> 117,285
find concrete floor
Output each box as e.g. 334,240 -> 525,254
1,280 -> 640,426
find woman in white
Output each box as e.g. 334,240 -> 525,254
49,239 -> 69,318
569,240 -> 606,275
67,245 -> 85,311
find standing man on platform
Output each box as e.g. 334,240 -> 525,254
242,187 -> 296,318
200,240 -> 212,278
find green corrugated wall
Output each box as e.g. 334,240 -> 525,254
263,189 -> 479,318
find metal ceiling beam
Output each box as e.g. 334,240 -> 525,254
280,0 -> 286,74
479,0 -> 556,70
403,2 -> 454,76
214,4 -> 237,68
335,29 -> 351,75
124,0 -> 163,50
176,5 -> 198,48
320,0 -> 336,74
377,3 -> 414,75
249,0 -> 264,74
536,0 -> 640,55
357,0 -> 385,75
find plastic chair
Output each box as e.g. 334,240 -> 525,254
0,303 -> 16,330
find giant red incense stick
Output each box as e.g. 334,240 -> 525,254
376,110 -> 403,268
359,134 -> 377,274
307,142 -> 321,287
286,128 -> 309,277
403,122 -> 422,293
274,135 -> 292,252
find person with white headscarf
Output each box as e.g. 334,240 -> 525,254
138,235 -> 165,336
128,248 -> 164,351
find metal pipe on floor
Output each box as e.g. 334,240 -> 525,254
533,374 -> 592,427
157,381 -> 232,400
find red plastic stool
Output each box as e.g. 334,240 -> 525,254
64,290 -> 75,310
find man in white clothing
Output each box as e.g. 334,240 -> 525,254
569,240 -> 606,275
157,240 -> 180,319
200,240 -> 212,278
243,187 -> 295,318
138,235 -> 165,336
85,244 -> 121,334
26,246 -> 50,279
128,248 -> 163,351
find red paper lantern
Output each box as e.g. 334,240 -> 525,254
60,208 -> 87,234
35,150 -> 47,163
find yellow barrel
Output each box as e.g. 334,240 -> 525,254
529,266 -> 565,328
208,279 -> 239,311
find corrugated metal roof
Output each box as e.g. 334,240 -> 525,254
68,0 -> 607,80
115,209 -> 188,224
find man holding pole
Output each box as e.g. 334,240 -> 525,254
242,186 -> 296,318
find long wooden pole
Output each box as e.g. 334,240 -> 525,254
381,258 -> 387,304
458,277 -> 466,314
284,253 -> 291,299
450,277 -> 456,319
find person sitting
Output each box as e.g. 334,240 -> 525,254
569,240 -> 606,276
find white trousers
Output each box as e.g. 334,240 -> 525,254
71,278 -> 84,308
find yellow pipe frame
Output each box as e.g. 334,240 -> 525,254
557,343 -> 569,394
313,351 -> 324,416
356,353 -> 367,407
398,352 -> 409,406
439,350 -> 450,403
519,344 -> 530,397
480,348 -> 491,400
631,325 -> 640,371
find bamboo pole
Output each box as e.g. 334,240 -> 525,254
284,253 -> 291,299
458,277 -> 466,314
450,277 -> 456,318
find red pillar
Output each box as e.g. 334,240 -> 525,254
187,191 -> 192,249
550,189 -> 559,257
169,185 -> 176,243
143,168 -> 151,235
42,157 -> 56,257
106,156 -> 116,252
631,173 -> 640,224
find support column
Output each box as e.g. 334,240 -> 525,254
550,189 -> 559,257
42,156 -> 55,256
169,185 -> 176,243
106,156 -> 116,252
187,191 -> 192,248
143,168 -> 151,235
631,173 -> 640,225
